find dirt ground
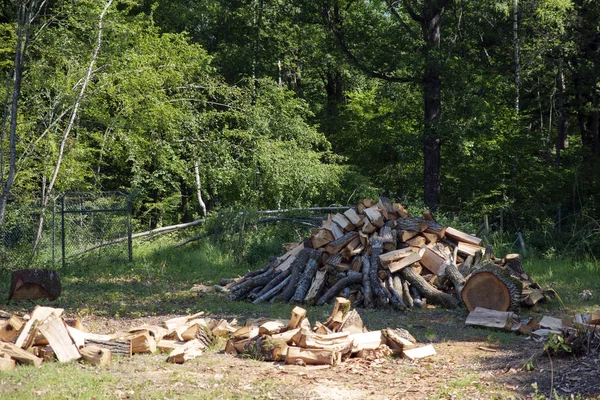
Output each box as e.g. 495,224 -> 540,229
73,309 -> 600,400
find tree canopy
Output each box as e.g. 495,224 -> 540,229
0,0 -> 598,251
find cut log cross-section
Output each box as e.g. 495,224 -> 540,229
9,269 -> 61,302
461,266 -> 523,312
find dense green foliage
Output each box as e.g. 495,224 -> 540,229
0,0 -> 599,255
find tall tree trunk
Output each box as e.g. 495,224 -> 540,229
32,0 -> 113,253
0,2 -> 30,226
513,0 -> 520,113
419,1 -> 446,211
194,159 -> 207,217
556,59 -> 567,167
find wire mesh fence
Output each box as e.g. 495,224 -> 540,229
0,191 -> 132,269
58,192 -> 132,267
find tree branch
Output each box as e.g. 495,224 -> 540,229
385,0 -> 419,40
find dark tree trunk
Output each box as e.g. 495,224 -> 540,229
413,1 -> 448,211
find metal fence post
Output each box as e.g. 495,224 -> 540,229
127,198 -> 133,262
61,194 -> 66,269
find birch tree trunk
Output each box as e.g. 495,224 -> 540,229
31,0 -> 113,253
193,159 -> 207,216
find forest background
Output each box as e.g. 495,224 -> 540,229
0,0 -> 598,261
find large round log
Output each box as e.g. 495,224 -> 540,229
9,269 -> 61,301
461,265 -> 522,312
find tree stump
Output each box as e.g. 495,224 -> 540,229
9,269 -> 61,302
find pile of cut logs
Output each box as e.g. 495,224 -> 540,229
225,298 -> 435,365
228,197 -> 547,311
0,305 -> 233,369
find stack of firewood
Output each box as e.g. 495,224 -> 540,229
225,299 -> 435,365
227,197 -> 546,311
0,306 -> 237,369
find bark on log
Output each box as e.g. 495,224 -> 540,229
229,269 -> 276,301
409,286 -> 426,308
395,218 -> 428,233
440,261 -> 466,300
400,267 -> 459,309
316,272 -> 362,306
361,255 -> 374,308
291,250 -> 322,303
85,339 -> 132,357
386,271 -> 407,310
401,277 -> 414,308
504,254 -> 525,275
252,276 -> 291,304
249,269 -> 290,301
277,248 -> 312,302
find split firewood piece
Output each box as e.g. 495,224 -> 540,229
0,342 -> 43,367
323,297 -> 352,331
211,319 -> 238,336
539,316 -> 567,331
0,354 -> 16,371
325,232 -> 359,255
304,269 -> 327,305
271,328 -> 301,345
400,266 -> 459,309
402,344 -> 436,360
405,235 -> 426,248
316,272 -> 362,307
121,331 -> 157,354
343,208 -> 363,227
297,330 -> 351,348
258,320 -> 286,336
285,347 -> 340,366
393,203 -> 410,218
382,328 -> 416,355
231,325 -> 260,340
396,218 -> 428,233
338,309 -> 364,334
349,330 -> 385,353
377,197 -> 396,220
361,218 -> 377,234
379,225 -> 395,246
398,230 -> 419,242
37,314 -> 80,362
332,213 -> 355,232
0,315 -> 24,342
79,345 -> 112,366
422,231 -> 438,244
276,243 -> 306,264
350,256 -> 362,272
419,247 -> 447,275
521,288 -> 545,307
322,219 -> 345,240
363,206 -> 384,227
503,254 -> 525,275
444,227 -> 482,246
9,269 -> 61,302
422,219 -> 446,238
167,339 -> 204,364
163,312 -> 206,331
287,307 -> 307,330
311,229 -> 334,249
379,248 -> 415,266
457,242 -> 486,257
291,250 -> 322,303
275,255 -> 296,273
341,237 -> 364,260
128,325 -> 169,343
465,307 -> 520,331
157,339 -> 186,353
388,252 -> 422,274
590,310 -> 600,325
461,265 -> 523,312
66,326 -> 113,349
15,306 -> 64,349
